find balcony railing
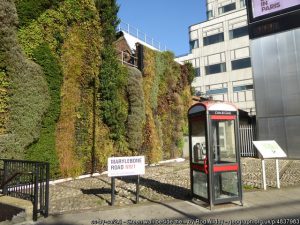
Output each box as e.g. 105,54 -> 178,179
117,22 -> 167,52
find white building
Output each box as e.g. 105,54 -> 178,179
176,0 -> 255,115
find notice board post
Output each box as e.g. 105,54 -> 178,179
253,141 -> 287,190
108,156 -> 145,206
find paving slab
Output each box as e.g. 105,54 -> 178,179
33,185 -> 300,225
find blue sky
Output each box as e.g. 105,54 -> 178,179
117,0 -> 207,56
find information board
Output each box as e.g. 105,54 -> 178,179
108,156 -> 145,177
251,0 -> 300,18
253,140 -> 287,159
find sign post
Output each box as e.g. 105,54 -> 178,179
253,141 -> 287,190
108,156 -> 145,205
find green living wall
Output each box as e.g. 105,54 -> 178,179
1,0 -> 112,177
140,47 -> 194,163
0,0 -> 194,178
0,0 -> 49,160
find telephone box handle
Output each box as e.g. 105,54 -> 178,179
204,157 -> 208,174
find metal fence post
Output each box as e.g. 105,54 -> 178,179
33,164 -> 39,221
3,160 -> 8,195
136,175 -> 140,204
44,163 -> 50,217
111,177 -> 115,206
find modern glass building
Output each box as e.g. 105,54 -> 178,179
176,0 -> 255,115
246,0 -> 300,158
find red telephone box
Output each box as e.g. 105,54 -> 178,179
188,101 -> 243,208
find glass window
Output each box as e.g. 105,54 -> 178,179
211,120 -> 236,163
207,10 -> 213,19
203,33 -> 224,46
206,88 -> 228,95
190,117 -> 207,163
231,57 -> 251,70
240,0 -> 246,7
195,67 -> 200,77
219,3 -> 236,14
205,63 -> 226,75
233,84 -> 254,92
193,170 -> 208,198
214,172 -> 239,200
229,26 -> 248,39
189,39 -> 199,51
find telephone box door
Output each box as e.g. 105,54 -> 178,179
189,116 -> 209,202
210,116 -> 242,204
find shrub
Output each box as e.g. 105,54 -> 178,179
126,67 -> 145,153
0,0 -> 49,159
26,43 -> 62,177
141,47 -> 192,161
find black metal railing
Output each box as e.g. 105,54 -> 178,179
0,159 -> 49,221
239,124 -> 258,157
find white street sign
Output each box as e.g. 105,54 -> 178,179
108,156 -> 145,177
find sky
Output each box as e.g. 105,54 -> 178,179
117,0 -> 207,57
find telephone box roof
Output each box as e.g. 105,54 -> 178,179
188,101 -> 237,115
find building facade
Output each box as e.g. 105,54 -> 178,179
176,0 -> 255,115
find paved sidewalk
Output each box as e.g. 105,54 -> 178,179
34,185 -> 300,225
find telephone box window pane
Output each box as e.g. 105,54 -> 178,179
212,120 -> 237,163
191,117 -> 207,163
214,172 -> 239,200
193,170 -> 208,198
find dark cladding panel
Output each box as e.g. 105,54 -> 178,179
252,28 -> 300,158
257,117 -> 287,154
251,35 -> 284,118
260,35 -> 284,116
277,31 -> 300,115
251,40 -> 267,117
285,116 -> 300,158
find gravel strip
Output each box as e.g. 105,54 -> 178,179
49,159 -> 300,214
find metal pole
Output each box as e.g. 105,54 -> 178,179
91,77 -> 96,174
33,164 -> 39,221
111,177 -> 115,206
261,159 -> 267,190
44,163 -> 50,217
3,160 -> 8,195
136,175 -> 140,204
276,159 -> 280,189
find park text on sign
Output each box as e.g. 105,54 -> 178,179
108,156 -> 145,177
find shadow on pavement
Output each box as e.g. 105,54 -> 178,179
117,176 -> 197,220
80,187 -> 112,205
81,187 -> 111,195
119,176 -> 191,200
